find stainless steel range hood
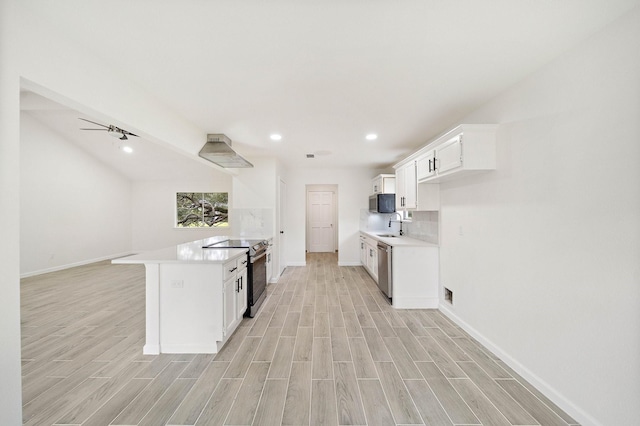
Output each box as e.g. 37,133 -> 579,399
198,134 -> 253,168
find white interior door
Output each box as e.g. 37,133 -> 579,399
308,191 -> 334,252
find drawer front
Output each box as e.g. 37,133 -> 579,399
224,259 -> 238,281
237,255 -> 249,272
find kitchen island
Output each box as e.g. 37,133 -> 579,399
113,237 -> 248,355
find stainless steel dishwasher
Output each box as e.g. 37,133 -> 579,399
376,241 -> 392,298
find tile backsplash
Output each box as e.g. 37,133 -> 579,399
230,208 -> 274,238
402,211 -> 439,244
360,209 -> 439,244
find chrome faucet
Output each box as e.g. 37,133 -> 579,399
388,212 -> 404,235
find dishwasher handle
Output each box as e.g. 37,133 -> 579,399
377,242 -> 391,252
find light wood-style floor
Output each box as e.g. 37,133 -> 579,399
21,252 -> 579,425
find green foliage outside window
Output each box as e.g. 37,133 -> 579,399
176,192 -> 229,227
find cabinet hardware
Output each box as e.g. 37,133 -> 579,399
239,276 -> 243,290
229,266 -> 237,273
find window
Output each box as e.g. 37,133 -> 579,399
176,192 -> 229,228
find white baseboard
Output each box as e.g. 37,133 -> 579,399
159,344 -> 217,354
393,297 -> 439,309
20,251 -> 135,278
143,344 -> 160,355
439,303 -> 599,426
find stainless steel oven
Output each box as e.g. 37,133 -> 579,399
248,249 -> 267,317
203,239 -> 269,317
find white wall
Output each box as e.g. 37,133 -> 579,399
438,9 -> 640,426
0,1 -> 23,422
20,113 -> 133,276
132,176 -> 232,251
285,167 -> 374,266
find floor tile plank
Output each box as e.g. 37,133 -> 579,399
311,379 -> 339,426
225,362 -> 271,425
374,362 -> 422,424
282,362 -> 312,425
21,254 -> 579,426
252,379 -> 288,426
358,379 -> 396,426
334,362 -> 367,425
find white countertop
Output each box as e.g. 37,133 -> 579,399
112,236 -> 248,264
361,230 -> 438,247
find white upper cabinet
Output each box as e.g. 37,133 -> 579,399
372,174 -> 396,194
417,124 -> 498,183
395,159 -> 439,211
434,136 -> 463,174
416,149 -> 436,181
395,161 -> 417,210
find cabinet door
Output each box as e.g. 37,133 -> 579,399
371,246 -> 378,281
403,162 -> 417,209
367,245 -> 377,280
395,167 -> 405,209
381,176 -> 395,194
416,150 -> 436,181
236,268 -> 248,318
266,250 -> 273,283
360,238 -> 367,266
372,177 -> 382,194
223,276 -> 236,336
435,135 -> 462,174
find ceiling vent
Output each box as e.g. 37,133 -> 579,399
306,153 -> 315,158
199,134 -> 253,168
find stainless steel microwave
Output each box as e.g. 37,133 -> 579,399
369,193 -> 395,213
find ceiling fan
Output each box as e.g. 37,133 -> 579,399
79,118 -> 138,141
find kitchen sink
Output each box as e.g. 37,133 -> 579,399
377,234 -> 397,238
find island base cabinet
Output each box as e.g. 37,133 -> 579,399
223,276 -> 237,338
391,246 -> 439,309
223,266 -> 248,338
159,264 -> 224,354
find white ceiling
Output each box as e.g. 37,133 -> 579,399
21,91 -> 220,181
20,0 -> 640,174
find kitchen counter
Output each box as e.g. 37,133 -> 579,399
361,230 -> 438,247
360,231 -> 439,309
112,236 -> 247,265
111,237 -> 250,355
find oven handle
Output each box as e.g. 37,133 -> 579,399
250,251 -> 267,262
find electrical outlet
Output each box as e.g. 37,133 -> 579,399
171,280 -> 184,288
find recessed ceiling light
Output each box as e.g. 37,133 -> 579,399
270,134 -> 282,141
365,133 -> 378,141
122,146 -> 133,153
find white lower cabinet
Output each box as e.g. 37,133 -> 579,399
236,268 -> 248,319
367,244 -> 378,281
359,232 -> 439,309
222,256 -> 248,338
223,276 -> 236,337
266,248 -> 273,283
391,245 -> 439,309
360,234 -> 378,282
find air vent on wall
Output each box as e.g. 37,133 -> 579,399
306,154 -> 315,158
